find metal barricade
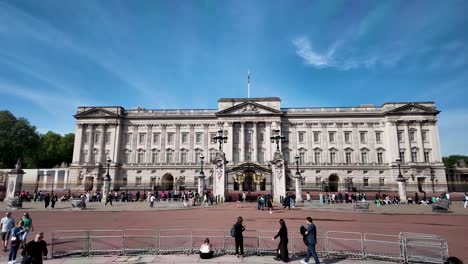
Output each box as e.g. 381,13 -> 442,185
291,233 -> 327,258
223,229 -> 258,255
400,232 -> 448,263
88,230 -> 124,256
326,231 -> 364,259
257,230 -> 279,255
51,230 -> 89,258
158,229 -> 192,254
123,229 -> 158,255
364,233 -> 404,262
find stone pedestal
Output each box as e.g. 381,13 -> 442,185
6,170 -> 25,209
397,178 -> 408,204
102,175 -> 111,202
197,174 -> 205,196
294,173 -> 303,203
213,151 -> 227,202
271,151 -> 286,204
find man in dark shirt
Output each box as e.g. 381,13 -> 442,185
22,232 -> 48,264
301,217 -> 320,264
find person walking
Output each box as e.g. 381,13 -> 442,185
272,219 -> 289,262
237,193 -> 243,208
150,194 -> 155,208
44,194 -> 51,209
267,197 -> 273,214
1,212 -> 15,252
301,217 -> 320,264
105,192 -> 113,206
21,232 -> 48,264
8,220 -> 25,264
51,193 -> 58,209
306,192 -> 311,203
283,193 -> 291,210
21,213 -> 34,248
233,216 -> 246,258
464,192 -> 468,209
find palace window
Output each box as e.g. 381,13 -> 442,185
94,133 -> 100,144
210,152 -> 216,162
82,150 -> 88,163
210,133 -> 217,144
329,152 -> 336,164
409,131 -> 416,142
122,178 -> 128,187
258,151 -> 264,163
105,132 -> 111,144
139,133 -> 146,145
299,152 -> 305,164
361,152 -> 368,164
397,131 -> 404,142
93,150 -> 99,164
313,132 -> 320,143
360,132 -> 367,143
84,132 -> 90,144
363,178 -> 369,187
377,152 -> 383,164
196,133 -> 202,144
422,131 -> 428,142
137,151 -> 145,164
375,132 -> 382,143
298,132 -> 305,143
153,133 -> 160,144
181,133 -> 188,144
411,151 -> 418,163
180,152 -> 187,163
166,152 -> 173,163
152,151 -> 159,163
424,151 -> 430,163
344,132 -> 351,143
259,132 -> 265,142
167,133 -> 174,144
379,177 -> 385,186
136,177 -> 142,186
345,152 -> 352,164
399,152 -> 405,163
329,132 -> 335,143
105,150 -> 110,161
314,152 -> 321,164
233,151 -> 240,163
124,151 -> 131,163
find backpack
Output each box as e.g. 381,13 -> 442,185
230,224 -> 237,237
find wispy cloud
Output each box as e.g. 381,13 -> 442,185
292,37 -> 333,68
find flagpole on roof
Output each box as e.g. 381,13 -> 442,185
248,69 -> 250,98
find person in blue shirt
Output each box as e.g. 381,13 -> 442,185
301,217 -> 320,264
8,220 -> 25,264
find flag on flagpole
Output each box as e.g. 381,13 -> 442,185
248,70 -> 250,84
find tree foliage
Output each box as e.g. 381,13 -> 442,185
0,110 -> 74,169
442,155 -> 468,167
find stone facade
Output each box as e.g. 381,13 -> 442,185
69,97 -> 447,197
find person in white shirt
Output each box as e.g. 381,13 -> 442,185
1,212 -> 15,252
306,192 -> 311,203
464,192 -> 468,209
199,238 -> 213,259
149,195 -> 155,208
446,193 -> 450,204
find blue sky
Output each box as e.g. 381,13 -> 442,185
0,0 -> 467,156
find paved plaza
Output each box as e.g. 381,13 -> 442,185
1,201 -> 467,263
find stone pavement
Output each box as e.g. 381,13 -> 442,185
30,255 -> 397,264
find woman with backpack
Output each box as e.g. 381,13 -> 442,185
232,216 -> 246,258
8,220 -> 25,264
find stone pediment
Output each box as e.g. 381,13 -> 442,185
216,101 -> 282,116
385,103 -> 440,116
74,108 -> 121,118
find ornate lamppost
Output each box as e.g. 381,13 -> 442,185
294,154 -> 303,202
198,154 -> 205,195
395,158 -> 407,203
270,129 -> 288,152
103,157 -> 112,202
213,129 -> 228,151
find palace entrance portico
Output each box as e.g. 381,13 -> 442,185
227,163 -> 273,200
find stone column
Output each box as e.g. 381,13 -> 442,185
265,122 -> 272,162
99,124 -> 106,163
295,172 -> 303,203
352,123 -> 360,163
240,122 -> 245,162
226,122 -> 234,162
113,121 -> 122,164
212,152 -> 227,202
146,125 -> 153,163
53,169 -> 59,190
131,125 -> 138,163
306,123 -> 313,164
88,125 -> 95,163
174,124 -> 181,163
72,124 -> 84,164
397,177 -> 408,203
160,124 -> 167,163
189,124 -> 195,162
203,124 -> 209,159
417,121 -> 424,163
367,123 -> 375,163
198,173 -> 205,195
271,151 -> 286,203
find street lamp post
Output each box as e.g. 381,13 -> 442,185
198,154 -> 205,195
270,129 -> 288,152
213,130 -> 228,151
395,158 -> 408,203
103,157 -> 112,202
294,154 -> 303,202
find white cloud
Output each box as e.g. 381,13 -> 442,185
292,37 -> 332,67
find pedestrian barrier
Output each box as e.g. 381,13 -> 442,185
50,229 -> 449,263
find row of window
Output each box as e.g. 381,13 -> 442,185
83,132 -> 112,145
297,151 -> 385,164
397,130 -> 429,143
399,151 -> 431,163
298,131 -> 383,144
314,177 -> 386,187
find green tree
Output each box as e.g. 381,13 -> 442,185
442,155 -> 468,167
0,110 -> 40,168
37,131 -> 75,168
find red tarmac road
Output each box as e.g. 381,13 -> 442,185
2,203 -> 467,260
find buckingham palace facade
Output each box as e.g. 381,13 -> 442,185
69,97 -> 447,197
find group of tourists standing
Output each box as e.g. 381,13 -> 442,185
229,216 -> 320,263
1,212 -> 48,264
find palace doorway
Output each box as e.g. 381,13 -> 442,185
328,174 -> 339,192
161,174 -> 174,191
